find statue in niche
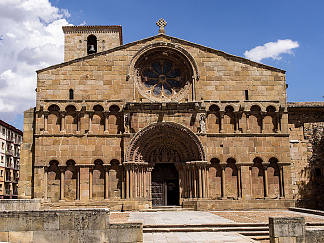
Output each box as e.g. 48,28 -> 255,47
199,113 -> 206,133
124,113 -> 130,133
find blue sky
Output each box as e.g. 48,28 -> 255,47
0,0 -> 323,130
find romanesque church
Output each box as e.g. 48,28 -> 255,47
19,20 -> 324,210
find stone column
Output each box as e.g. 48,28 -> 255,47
77,113 -> 81,132
44,113 -> 48,132
89,168 -> 93,200
198,167 -> 203,198
126,167 -> 130,199
77,168 -> 80,200
221,166 -> 226,199
104,113 -> 109,133
264,166 -> 268,198
246,113 -> 250,133
60,168 -> 65,200
202,167 -> 206,198
61,112 -> 66,132
237,166 -> 242,198
205,166 -> 209,198
88,113 -> 93,133
105,166 -> 109,199
143,167 -> 147,199
280,112 -> 289,133
188,167 -> 192,198
193,168 -> 197,198
280,166 -> 285,198
44,167 -> 48,200
130,167 -> 133,199
219,113 -> 224,133
148,167 -> 152,200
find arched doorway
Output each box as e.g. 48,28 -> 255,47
126,122 -> 206,205
152,163 -> 179,206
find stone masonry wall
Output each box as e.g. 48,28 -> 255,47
0,208 -> 142,243
288,103 -> 324,210
37,34 -> 287,104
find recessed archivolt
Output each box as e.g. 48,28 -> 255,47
126,122 -> 206,164
127,42 -> 199,81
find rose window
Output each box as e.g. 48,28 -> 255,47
142,61 -> 183,97
134,48 -> 193,102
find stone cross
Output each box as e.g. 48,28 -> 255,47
156,18 -> 167,34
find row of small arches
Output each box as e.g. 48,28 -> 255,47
48,104 -> 121,113
208,104 -> 277,113
208,156 -> 283,200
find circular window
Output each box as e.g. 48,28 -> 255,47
135,48 -> 193,102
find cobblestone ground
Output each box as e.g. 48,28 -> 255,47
211,210 -> 324,223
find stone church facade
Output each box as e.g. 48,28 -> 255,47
19,22 -> 296,210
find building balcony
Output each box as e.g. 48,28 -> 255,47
5,163 -> 11,168
5,177 -> 11,183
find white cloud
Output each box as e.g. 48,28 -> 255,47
0,0 -> 73,122
244,39 -> 299,63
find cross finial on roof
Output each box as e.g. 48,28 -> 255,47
156,18 -> 167,34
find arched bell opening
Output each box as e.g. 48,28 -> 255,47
126,122 -> 206,206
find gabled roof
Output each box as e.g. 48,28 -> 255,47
37,34 -> 285,74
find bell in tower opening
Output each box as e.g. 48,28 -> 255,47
87,34 -> 97,55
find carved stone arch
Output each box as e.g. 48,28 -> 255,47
208,104 -> 220,112
47,104 -> 61,112
127,42 -> 199,81
127,42 -> 199,102
93,104 -> 104,112
65,103 -> 81,111
126,122 -> 206,164
108,104 -> 121,113
48,158 -> 62,166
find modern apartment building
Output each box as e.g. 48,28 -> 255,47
0,120 -> 22,199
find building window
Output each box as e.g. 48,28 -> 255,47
245,90 -> 249,100
0,170 -> 2,177
69,89 -> 74,100
2,128 -> 4,135
87,35 -> 97,55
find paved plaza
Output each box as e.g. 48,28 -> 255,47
109,209 -> 324,243
128,211 -> 256,243
128,211 -> 235,225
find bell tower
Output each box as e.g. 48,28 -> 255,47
62,25 -> 123,62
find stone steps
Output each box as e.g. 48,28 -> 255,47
143,223 -> 270,241
141,206 -> 194,212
